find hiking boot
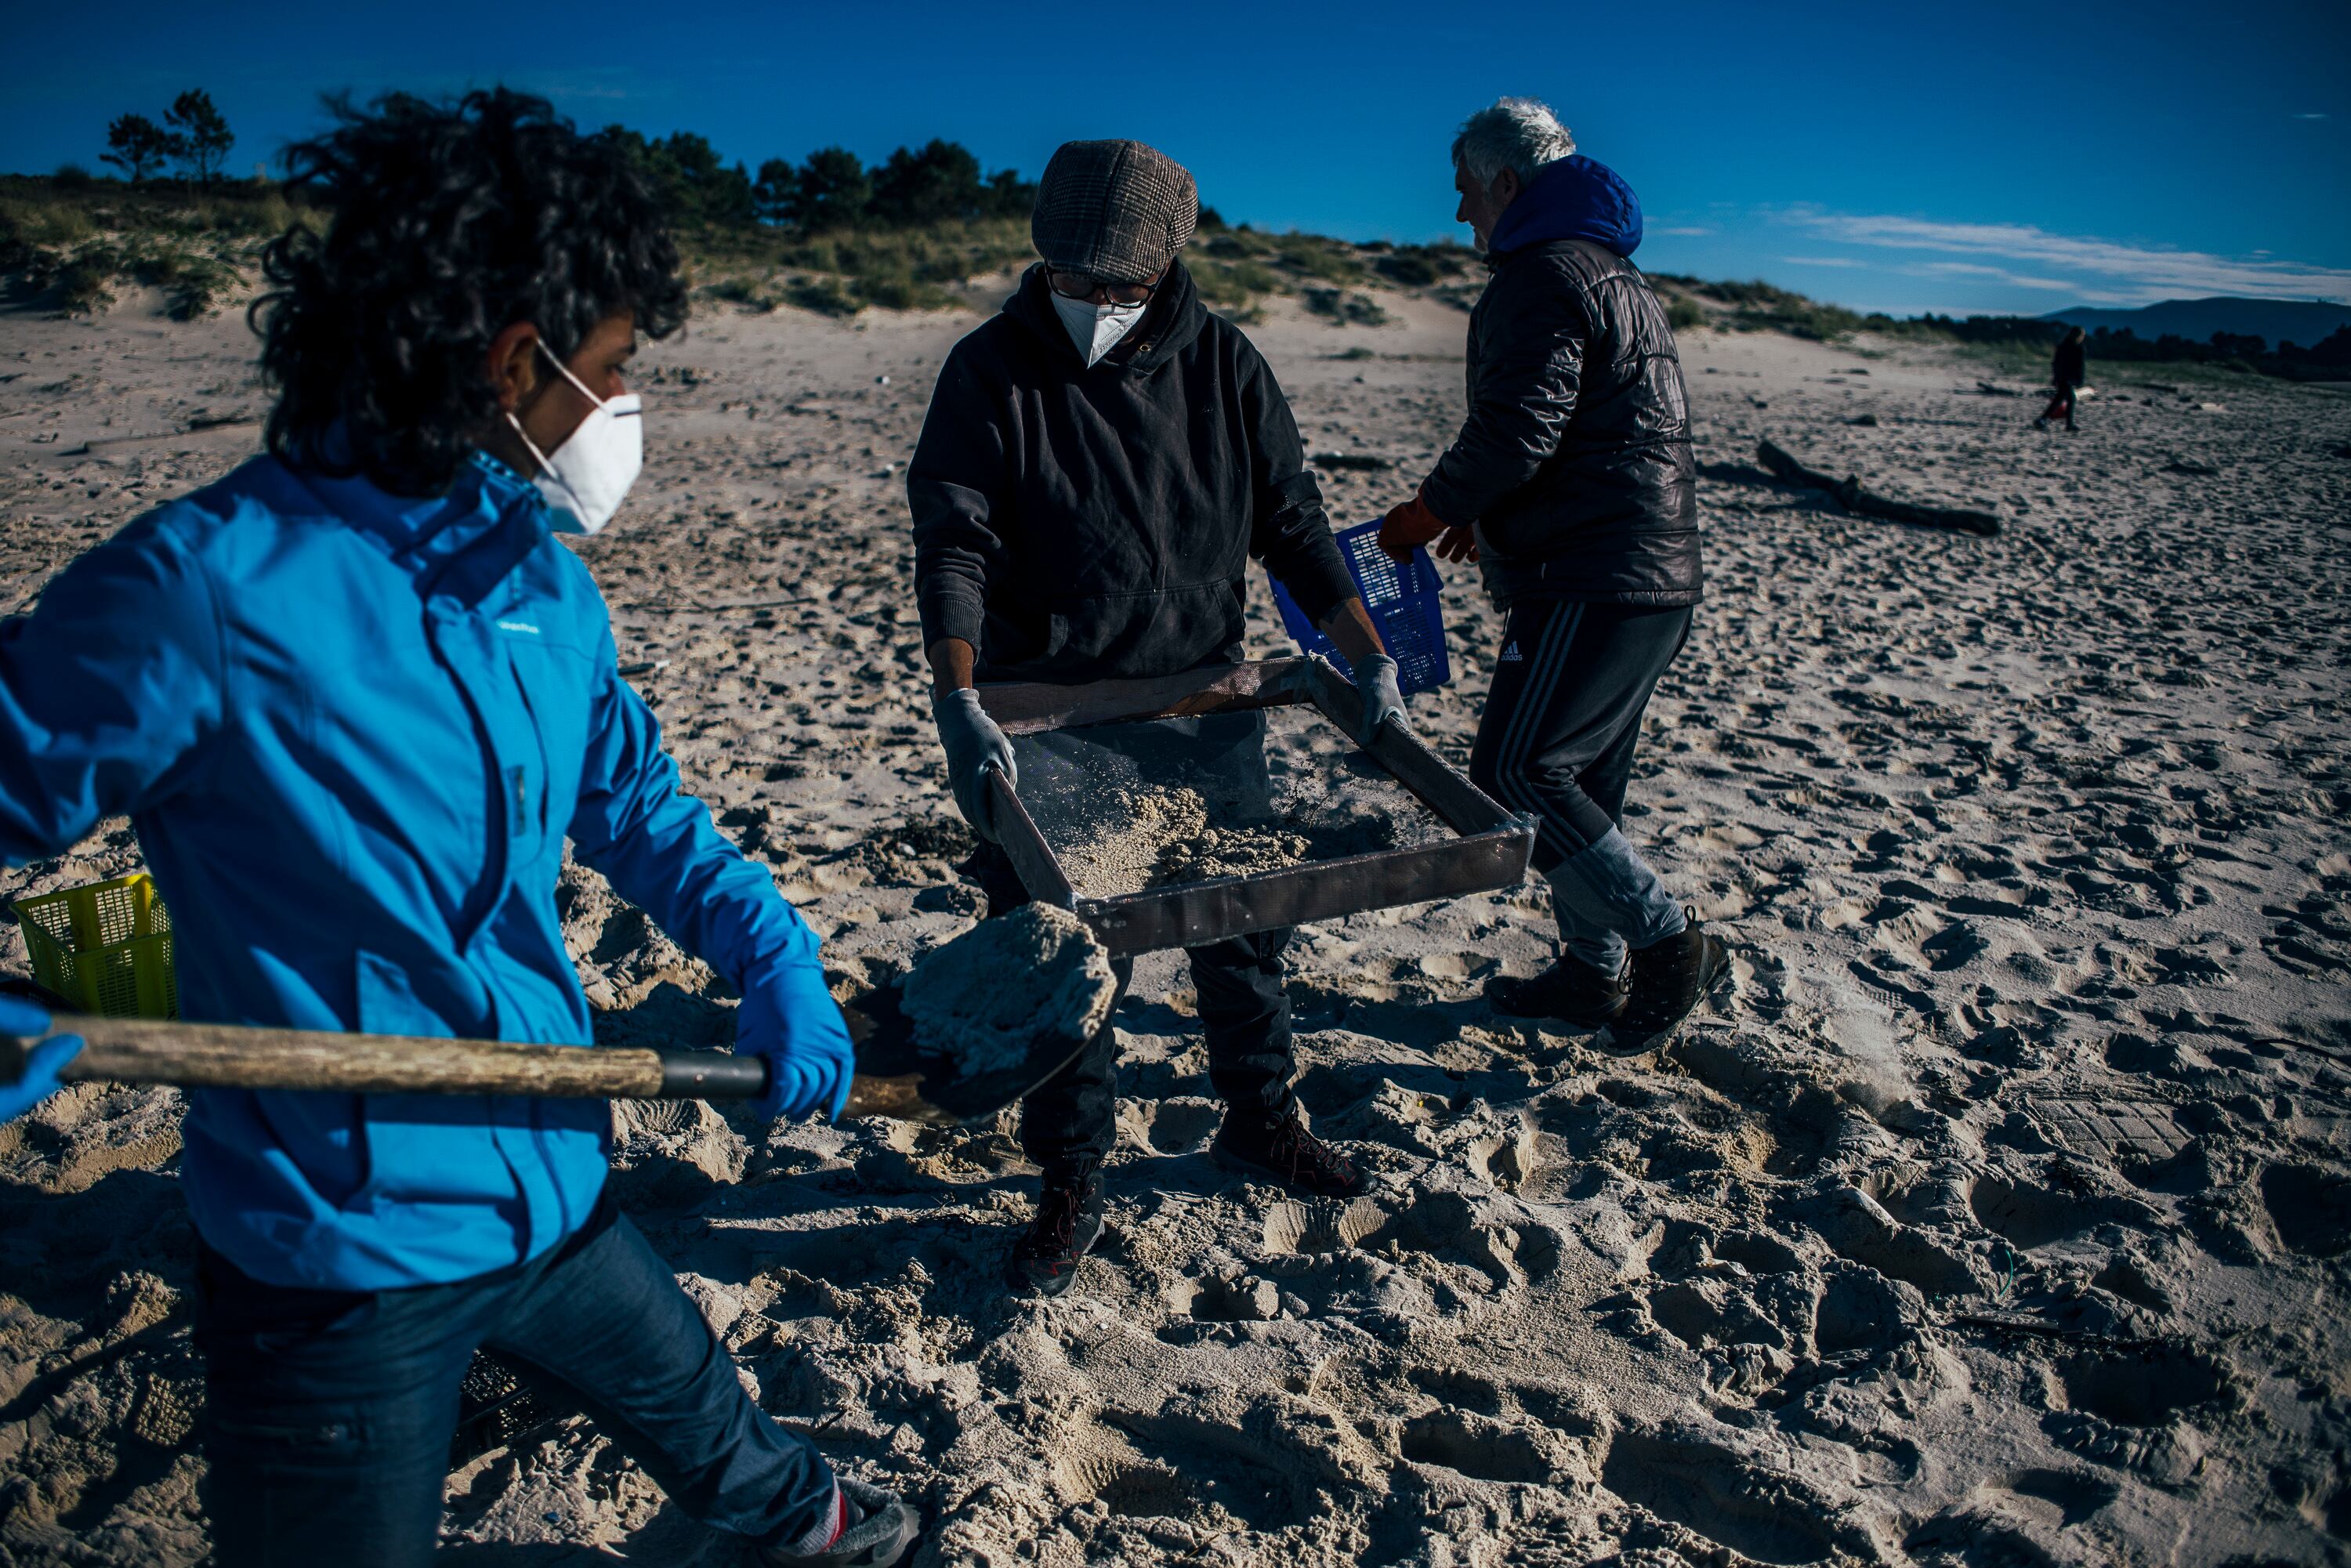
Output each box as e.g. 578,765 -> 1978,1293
1005,1164 -> 1104,1298
760,1477 -> 918,1567
1611,914 -> 1730,1047
1212,1109 -> 1363,1199
1485,952 -> 1630,1028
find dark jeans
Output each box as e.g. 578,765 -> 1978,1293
194,1197 -> 834,1567
967,842 -> 1295,1174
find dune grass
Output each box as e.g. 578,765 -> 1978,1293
2,176 -> 300,320
32,169 -> 2272,375
0,175 -> 1449,327
690,215 -> 1035,314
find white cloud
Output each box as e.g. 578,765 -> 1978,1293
1779,255 -> 1867,268
1783,208 -> 2351,304
1908,261 -> 2076,291
2293,112 -> 2329,121
1650,225 -> 1715,237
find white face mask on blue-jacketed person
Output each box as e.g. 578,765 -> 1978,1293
504,340 -> 643,535
1049,288 -> 1150,368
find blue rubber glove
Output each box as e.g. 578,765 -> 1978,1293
736,959 -> 856,1121
0,995 -> 82,1122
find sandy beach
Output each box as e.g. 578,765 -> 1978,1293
3,271 -> 2349,1566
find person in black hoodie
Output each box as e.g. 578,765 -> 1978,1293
2035,326 -> 2088,431
1379,97 -> 1726,1048
910,139 -> 1400,1297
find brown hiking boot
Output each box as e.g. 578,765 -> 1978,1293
1212,1109 -> 1363,1199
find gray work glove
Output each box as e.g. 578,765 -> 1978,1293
1355,652 -> 1407,743
933,686 -> 1016,840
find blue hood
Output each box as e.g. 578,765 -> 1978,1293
1487,154 -> 1643,259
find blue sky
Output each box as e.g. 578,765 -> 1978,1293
2,0 -> 2344,316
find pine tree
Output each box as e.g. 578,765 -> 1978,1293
100,113 -> 180,186
165,90 -> 235,190
786,148 -> 871,230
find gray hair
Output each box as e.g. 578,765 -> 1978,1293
1452,97 -> 1577,188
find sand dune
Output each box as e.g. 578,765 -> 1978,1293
3,275 -> 2349,1566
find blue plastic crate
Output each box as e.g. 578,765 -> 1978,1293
1270,519 -> 1451,696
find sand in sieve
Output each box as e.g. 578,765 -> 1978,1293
1055,785 -> 1209,899
1053,782 -> 1422,899
899,904 -> 1119,1077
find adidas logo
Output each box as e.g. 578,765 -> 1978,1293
1498,642 -> 1523,663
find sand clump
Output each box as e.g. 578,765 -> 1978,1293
1155,821 -> 1315,887
900,903 -> 1117,1074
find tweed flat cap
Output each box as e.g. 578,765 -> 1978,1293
1031,139 -> 1198,282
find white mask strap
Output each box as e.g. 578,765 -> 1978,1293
505,412 -> 555,475
535,339 -> 607,408
505,339 -> 596,491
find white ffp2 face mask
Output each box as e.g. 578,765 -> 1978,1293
505,343 -> 643,535
1049,289 -> 1149,368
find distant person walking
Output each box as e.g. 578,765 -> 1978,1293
1378,97 -> 1726,1046
2035,325 -> 2088,431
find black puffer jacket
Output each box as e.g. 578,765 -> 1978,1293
1422,166 -> 1700,609
910,263 -> 1355,683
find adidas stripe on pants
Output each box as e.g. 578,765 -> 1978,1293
1468,601 -> 1694,971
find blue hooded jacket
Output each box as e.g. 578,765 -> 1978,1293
1485,154 -> 1643,260
0,452 -> 837,1291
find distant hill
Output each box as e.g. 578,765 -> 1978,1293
2042,296 -> 2351,350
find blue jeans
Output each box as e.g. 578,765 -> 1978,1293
194,1197 -> 834,1566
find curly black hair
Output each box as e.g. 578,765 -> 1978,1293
254,88 -> 687,496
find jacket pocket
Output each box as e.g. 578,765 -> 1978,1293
355,950 -> 450,1037
352,951 -> 502,1211
504,639 -> 592,857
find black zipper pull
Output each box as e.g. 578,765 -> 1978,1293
510,766 -> 528,837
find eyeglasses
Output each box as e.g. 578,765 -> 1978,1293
1048,267 -> 1161,306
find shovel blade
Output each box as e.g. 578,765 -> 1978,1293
841,983 -> 1096,1126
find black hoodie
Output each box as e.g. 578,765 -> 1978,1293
909,262 -> 1355,683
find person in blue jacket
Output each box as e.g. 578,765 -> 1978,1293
0,90 -> 913,1568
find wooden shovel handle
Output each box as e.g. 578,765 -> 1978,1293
7,1015 -> 939,1121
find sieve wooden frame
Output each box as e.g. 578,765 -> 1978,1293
978,657 -> 1535,956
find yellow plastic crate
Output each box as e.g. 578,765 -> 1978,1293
14,872 -> 177,1019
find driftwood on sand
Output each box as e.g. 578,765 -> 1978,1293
1758,437 -> 2002,537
